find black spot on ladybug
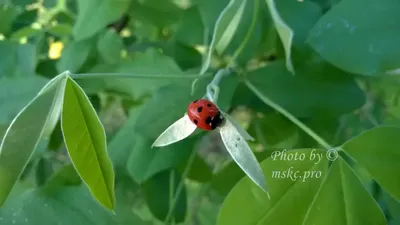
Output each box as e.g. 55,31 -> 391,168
207,103 -> 212,107
205,116 -> 212,124
193,100 -> 198,103
197,107 -> 203,112
193,119 -> 198,124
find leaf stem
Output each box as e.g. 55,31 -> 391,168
245,80 -> 333,150
230,0 -> 259,65
205,68 -> 232,102
69,72 -> 211,80
164,150 -> 197,224
168,170 -> 176,225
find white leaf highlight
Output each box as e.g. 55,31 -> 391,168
152,114 -> 197,147
220,119 -> 269,197
221,112 -> 254,141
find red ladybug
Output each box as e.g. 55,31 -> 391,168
187,99 -> 224,131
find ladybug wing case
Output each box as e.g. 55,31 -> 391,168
152,114 -> 197,147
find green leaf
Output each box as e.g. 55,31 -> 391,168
341,126 -> 400,201
0,186 -> 146,225
73,0 -> 130,41
0,76 -> 49,124
10,27 -> 41,40
97,29 -> 124,64
201,0 -> 247,74
0,41 -> 36,77
0,5 -> 18,35
57,39 -> 93,73
162,42 -> 203,70
61,77 -> 115,210
248,112 -> 299,148
276,0 -> 322,48
217,149 -> 328,225
174,6 -> 205,46
307,0 -> 400,75
196,0 -> 229,31
47,23 -> 73,36
302,157 -> 386,225
127,135 -> 195,183
245,61 -> 366,117
142,170 -> 187,223
130,0 -> 183,28
44,164 -> 81,192
0,74 -> 66,206
107,106 -> 143,174
265,0 -> 294,73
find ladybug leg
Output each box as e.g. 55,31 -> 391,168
210,111 -> 224,129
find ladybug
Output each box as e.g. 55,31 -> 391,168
187,99 -> 224,131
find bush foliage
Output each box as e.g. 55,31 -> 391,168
0,0 -> 400,224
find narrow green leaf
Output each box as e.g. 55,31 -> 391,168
217,149 -> 328,225
307,0 -> 400,75
0,74 -> 66,206
341,126 -> 400,201
61,77 -> 115,210
73,0 -> 131,41
303,157 -> 386,225
265,0 -> 294,73
201,0 -> 247,74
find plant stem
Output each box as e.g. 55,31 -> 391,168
69,72 -> 210,80
164,150 -> 197,224
205,68 -> 232,101
245,80 -> 333,150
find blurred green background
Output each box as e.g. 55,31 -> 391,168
1,0 -> 400,224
